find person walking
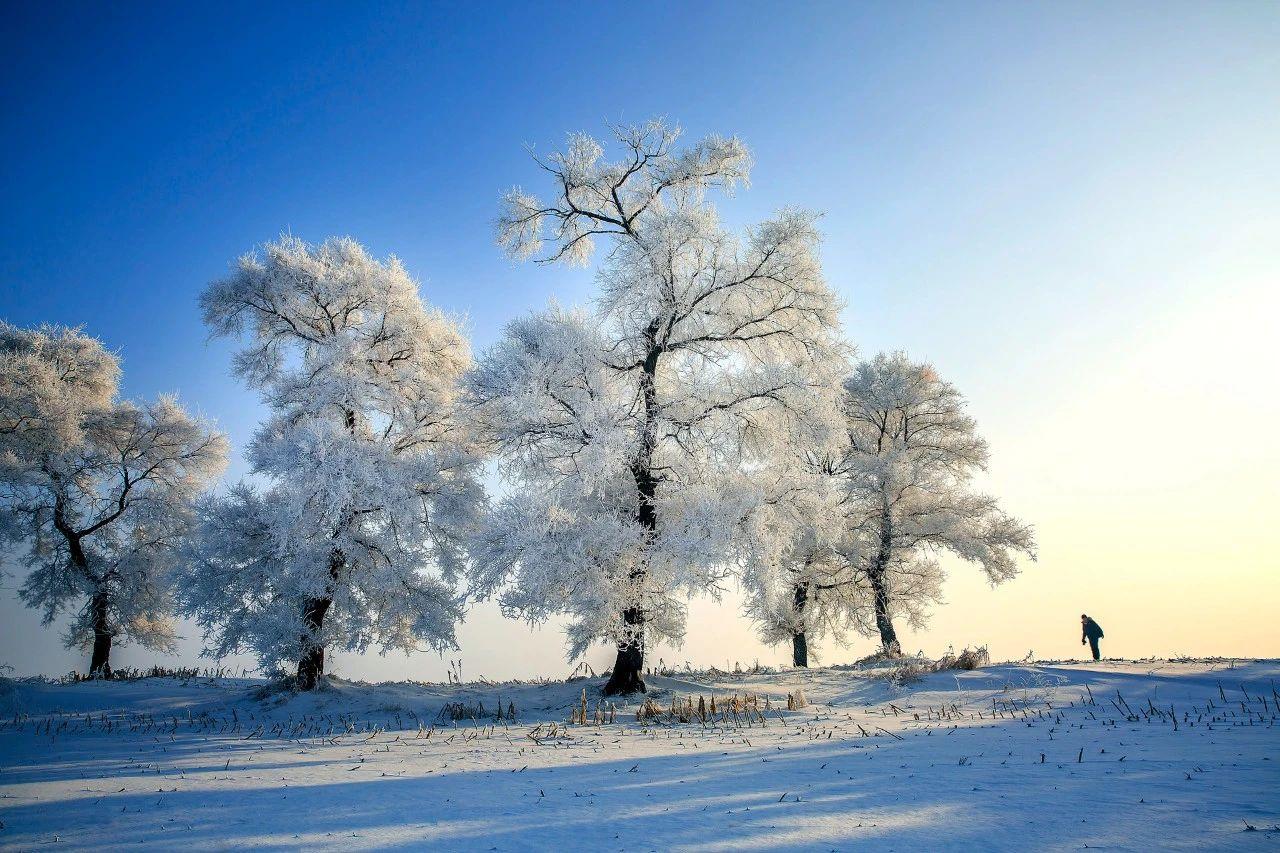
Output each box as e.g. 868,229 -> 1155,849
1080,614 -> 1104,661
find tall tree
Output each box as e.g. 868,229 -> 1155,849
182,236 -> 484,689
0,323 -> 228,677
472,120 -> 843,694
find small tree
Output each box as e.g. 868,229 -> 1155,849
0,323 -> 228,677
183,236 -> 484,688
744,352 -> 1035,660
839,352 -> 1035,654
472,120 -> 843,694
740,453 -> 857,668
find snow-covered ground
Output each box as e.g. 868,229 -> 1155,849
1,659 -> 1277,851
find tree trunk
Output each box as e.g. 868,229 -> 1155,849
791,583 -> 809,667
88,592 -> 113,679
297,415 -> 359,691
869,510 -> 902,656
868,567 -> 901,655
792,631 -> 809,668
604,328 -> 662,697
296,546 -> 344,690
296,595 -> 332,690
603,605 -> 646,695
52,504 -> 113,679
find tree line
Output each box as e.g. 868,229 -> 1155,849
0,120 -> 1035,693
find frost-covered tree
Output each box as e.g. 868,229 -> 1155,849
471,120 -> 843,694
0,323 -> 228,677
839,353 -> 1035,654
182,236 -> 484,689
745,352 -> 1035,660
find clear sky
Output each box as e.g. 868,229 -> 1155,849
2,1 -> 1277,680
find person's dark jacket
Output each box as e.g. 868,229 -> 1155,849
1082,618 -> 1104,641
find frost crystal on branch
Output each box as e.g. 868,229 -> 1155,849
497,119 -> 751,267
182,236 -> 484,687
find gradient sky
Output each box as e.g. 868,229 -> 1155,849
2,1 -> 1277,680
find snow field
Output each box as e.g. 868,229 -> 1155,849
1,660 -> 1276,851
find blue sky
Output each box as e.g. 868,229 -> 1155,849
2,2 -> 1278,679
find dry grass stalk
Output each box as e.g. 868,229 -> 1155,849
635,692 -> 774,726
876,646 -> 992,686
567,690 -> 618,726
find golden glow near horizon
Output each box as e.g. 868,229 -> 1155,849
328,273 -> 1279,681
